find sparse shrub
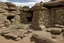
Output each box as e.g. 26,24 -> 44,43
15,20 -> 24,29
11,20 -> 24,29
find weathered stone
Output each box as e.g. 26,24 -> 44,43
51,8 -> 64,25
14,15 -> 20,21
50,28 -> 62,34
32,31 -> 54,43
10,10 -> 20,15
51,0 -> 64,1
20,9 -> 32,23
23,34 -> 28,37
5,2 -> 17,10
43,0 -> 64,7
15,37 -> 21,41
63,32 -> 64,36
27,30 -> 33,33
0,2 -> 8,9
22,6 -> 30,11
31,4 -> 54,29
0,28 -> 29,40
0,8 -> 7,13
4,20 -> 11,27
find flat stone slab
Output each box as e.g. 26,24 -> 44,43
1,29 -> 28,41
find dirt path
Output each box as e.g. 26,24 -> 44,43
0,24 -> 35,43
0,33 -> 34,43
0,24 -> 64,43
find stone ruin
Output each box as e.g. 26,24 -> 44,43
0,2 -> 31,41
31,0 -> 64,43
0,0 -> 64,43
30,0 -> 64,29
19,6 -> 33,24
0,2 -> 20,28
31,3 -> 53,29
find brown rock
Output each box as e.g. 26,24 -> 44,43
5,2 -> 17,10
50,28 -> 62,34
31,5 -> 54,29
0,2 -> 8,9
32,31 -> 54,43
43,0 -> 64,7
22,6 -> 30,11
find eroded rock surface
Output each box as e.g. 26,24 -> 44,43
31,31 -> 54,43
1,28 -> 30,41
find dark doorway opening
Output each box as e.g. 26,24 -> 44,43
7,15 -> 14,21
27,17 -> 32,23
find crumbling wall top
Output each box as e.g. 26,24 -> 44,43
43,0 -> 64,7
0,2 -> 8,9
31,3 -> 49,11
20,6 -> 30,11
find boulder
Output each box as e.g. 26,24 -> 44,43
32,31 -> 54,43
1,29 -> 27,40
49,28 -> 62,34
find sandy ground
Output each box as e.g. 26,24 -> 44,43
0,24 -> 64,43
0,33 -> 35,43
0,32 -> 64,43
0,24 -> 34,43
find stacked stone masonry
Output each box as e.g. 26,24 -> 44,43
20,6 -> 33,24
31,0 -> 64,29
0,0 -> 64,29
0,2 -> 21,28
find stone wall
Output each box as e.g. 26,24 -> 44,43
51,7 -> 64,25
0,2 -> 20,28
30,1 -> 64,29
0,1 -> 64,30
31,3 -> 54,29
20,6 -> 33,23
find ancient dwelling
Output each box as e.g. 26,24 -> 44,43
30,0 -> 64,30
31,0 -> 64,43
0,2 -> 31,41
0,2 -> 20,28
20,6 -> 33,24
0,0 -> 64,42
31,3 -> 53,29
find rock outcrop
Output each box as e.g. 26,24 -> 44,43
0,0 -> 64,42
31,2 -> 54,30
20,6 -> 33,23
0,2 -> 21,28
0,2 -> 22,41
30,0 -> 64,43
30,0 -> 64,29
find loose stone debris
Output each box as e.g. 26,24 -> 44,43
0,0 -> 64,43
